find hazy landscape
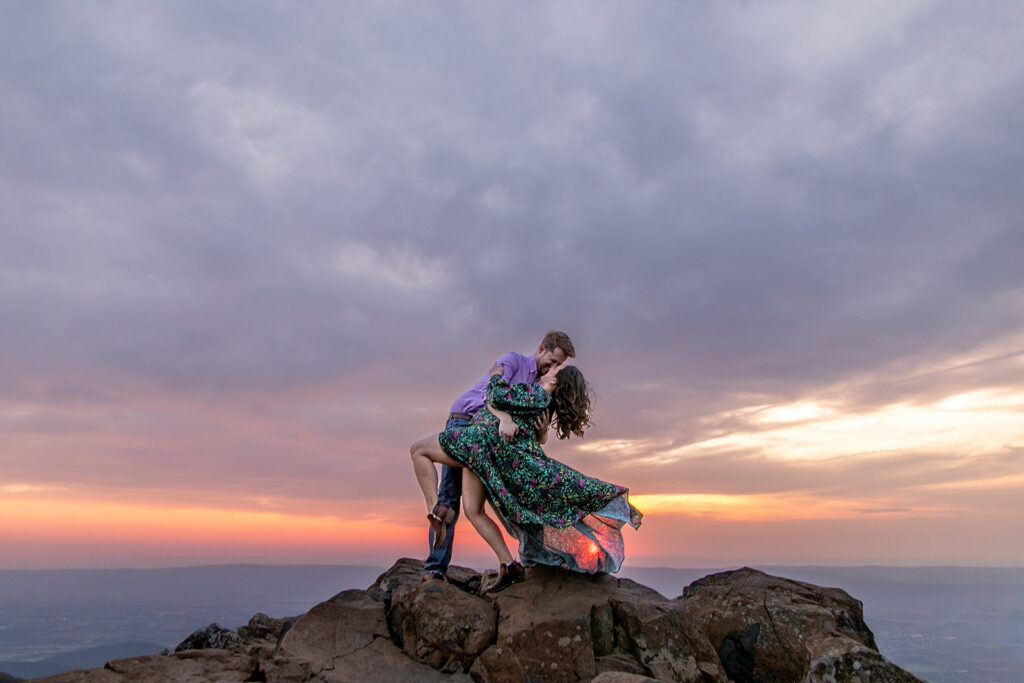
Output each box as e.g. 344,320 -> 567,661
0,565 -> 382,680
1,564 -> 1021,681
4,3 -> 1024,679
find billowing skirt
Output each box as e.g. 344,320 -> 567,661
499,494 -> 641,574
439,411 -> 642,574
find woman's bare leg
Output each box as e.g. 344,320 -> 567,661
461,470 -> 514,565
410,434 -> 463,512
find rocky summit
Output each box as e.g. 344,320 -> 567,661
34,559 -> 924,682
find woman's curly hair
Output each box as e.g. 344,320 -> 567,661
550,365 -> 592,439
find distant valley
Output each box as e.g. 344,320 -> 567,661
0,564 -> 383,679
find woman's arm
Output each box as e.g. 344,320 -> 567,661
486,370 -> 552,443
486,373 -> 552,412
486,365 -> 519,442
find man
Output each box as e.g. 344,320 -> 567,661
422,330 -> 576,582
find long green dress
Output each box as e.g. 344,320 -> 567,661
439,374 -> 642,573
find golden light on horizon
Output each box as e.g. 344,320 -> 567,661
0,495 -> 423,549
3,337 -> 1022,568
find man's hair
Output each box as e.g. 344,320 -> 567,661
541,330 -> 576,358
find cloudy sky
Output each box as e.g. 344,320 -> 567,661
2,1 -> 1022,570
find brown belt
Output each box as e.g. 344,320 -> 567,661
448,412 -> 472,421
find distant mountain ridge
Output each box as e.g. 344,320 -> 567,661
0,563 -> 387,601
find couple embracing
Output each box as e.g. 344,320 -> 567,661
410,331 -> 642,593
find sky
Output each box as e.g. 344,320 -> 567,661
2,1 -> 1023,570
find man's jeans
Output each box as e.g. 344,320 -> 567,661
423,415 -> 470,576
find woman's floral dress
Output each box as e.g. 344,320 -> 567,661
439,374 -> 642,573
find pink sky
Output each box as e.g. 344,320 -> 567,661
4,333 -> 1023,569
2,3 -> 1023,569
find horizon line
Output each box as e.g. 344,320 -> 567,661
3,560 -> 1024,573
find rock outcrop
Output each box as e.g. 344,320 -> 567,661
36,559 -> 924,682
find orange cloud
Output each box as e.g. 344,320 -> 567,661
0,496 -> 420,549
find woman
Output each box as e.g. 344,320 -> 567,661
410,364 -> 642,593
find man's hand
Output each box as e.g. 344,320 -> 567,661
533,409 -> 551,444
540,363 -> 565,393
498,415 -> 519,442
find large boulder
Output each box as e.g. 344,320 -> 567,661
676,568 -> 924,682
273,589 -> 380,676
392,580 -> 497,672
268,585 -> 465,682
35,558 -> 923,683
609,588 -> 723,681
469,564 -> 718,682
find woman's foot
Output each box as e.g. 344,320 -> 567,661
484,561 -> 526,594
427,503 -> 456,550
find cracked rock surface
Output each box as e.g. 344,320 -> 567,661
34,559 -> 923,682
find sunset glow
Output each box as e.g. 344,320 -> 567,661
2,2 -> 1022,572
4,336 -> 1024,568
2,498 -> 415,545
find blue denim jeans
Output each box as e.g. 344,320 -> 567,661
423,415 -> 470,575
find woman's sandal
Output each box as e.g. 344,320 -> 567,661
485,561 -> 526,594
427,503 -> 456,550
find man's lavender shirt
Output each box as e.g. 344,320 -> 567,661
449,352 -> 538,416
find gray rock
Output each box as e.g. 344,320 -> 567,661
275,589 -> 388,675
174,623 -> 242,653
590,672 -> 660,683
677,567 -> 924,682
37,559 -> 923,682
392,580 -> 497,672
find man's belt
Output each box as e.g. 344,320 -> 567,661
448,412 -> 472,422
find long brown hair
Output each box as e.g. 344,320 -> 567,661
550,365 -> 592,439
